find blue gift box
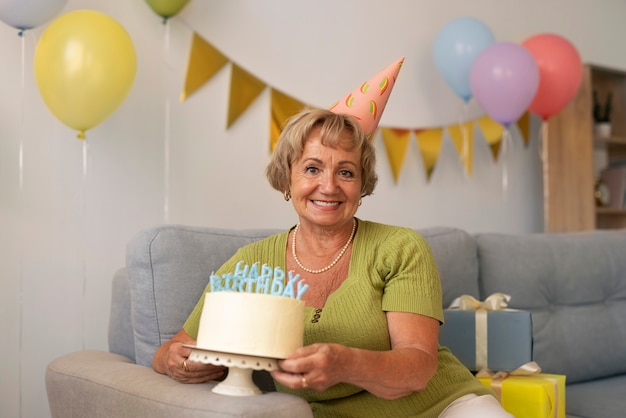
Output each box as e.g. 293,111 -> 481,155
439,308 -> 533,372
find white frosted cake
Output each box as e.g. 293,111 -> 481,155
196,291 -> 305,359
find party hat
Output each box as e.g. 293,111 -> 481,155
329,56 -> 404,139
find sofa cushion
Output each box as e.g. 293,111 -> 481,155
46,350 -> 312,417
125,225 -> 279,367
565,374 -> 626,418
476,230 -> 626,383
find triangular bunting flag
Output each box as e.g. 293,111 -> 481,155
416,129 -> 444,181
476,115 -> 504,160
381,128 -> 410,184
448,122 -> 474,175
269,89 -> 307,151
517,111 -> 531,146
180,32 -> 229,101
227,63 -> 267,128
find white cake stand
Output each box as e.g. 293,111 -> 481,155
184,345 -> 280,396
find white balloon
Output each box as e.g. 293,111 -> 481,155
0,0 -> 67,31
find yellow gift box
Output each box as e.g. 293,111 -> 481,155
477,369 -> 565,418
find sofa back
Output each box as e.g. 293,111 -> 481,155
476,230 -> 626,383
109,224 -> 626,385
109,225 -> 480,367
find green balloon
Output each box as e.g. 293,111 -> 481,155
145,0 -> 190,20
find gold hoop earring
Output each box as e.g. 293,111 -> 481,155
283,190 -> 291,201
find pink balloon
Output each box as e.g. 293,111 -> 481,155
522,33 -> 583,120
470,42 -> 540,126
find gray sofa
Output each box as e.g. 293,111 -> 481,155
46,224 -> 626,417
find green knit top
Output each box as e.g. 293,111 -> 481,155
184,220 -> 492,417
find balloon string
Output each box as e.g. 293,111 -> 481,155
19,33 -> 25,190
540,121 -> 549,231
501,127 -> 513,199
83,138 -> 88,180
81,139 -> 89,351
458,101 -> 471,178
18,29 -> 26,418
163,19 -> 171,224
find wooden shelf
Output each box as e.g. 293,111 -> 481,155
545,64 -> 626,232
596,207 -> 626,215
594,135 -> 626,145
596,207 -> 626,229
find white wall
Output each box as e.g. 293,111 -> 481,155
1,0 -> 625,416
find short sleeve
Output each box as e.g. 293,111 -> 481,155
378,228 -> 444,322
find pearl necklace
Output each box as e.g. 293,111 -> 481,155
292,218 -> 357,274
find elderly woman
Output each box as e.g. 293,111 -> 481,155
153,108 -> 512,418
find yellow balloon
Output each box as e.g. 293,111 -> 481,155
34,10 -> 137,139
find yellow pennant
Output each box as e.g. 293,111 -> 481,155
227,63 -> 267,128
517,111 -> 531,146
381,128 -> 411,184
269,89 -> 306,151
415,128 -> 444,181
447,122 -> 474,175
476,116 -> 504,160
180,32 -> 229,102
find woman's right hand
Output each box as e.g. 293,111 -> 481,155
153,329 -> 227,384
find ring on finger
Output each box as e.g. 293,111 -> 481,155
182,359 -> 189,372
301,375 -> 308,389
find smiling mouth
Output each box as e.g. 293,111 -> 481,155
312,200 -> 340,207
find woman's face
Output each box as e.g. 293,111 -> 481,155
289,127 -> 362,230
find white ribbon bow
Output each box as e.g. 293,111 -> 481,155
476,362 -> 561,418
448,292 -> 511,311
447,293 -> 512,370
476,360 -> 542,380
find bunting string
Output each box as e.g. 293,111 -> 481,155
179,30 -> 533,183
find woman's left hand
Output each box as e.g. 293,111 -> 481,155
271,343 -> 346,392
271,312 -> 440,399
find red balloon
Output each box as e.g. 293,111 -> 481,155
522,33 -> 583,120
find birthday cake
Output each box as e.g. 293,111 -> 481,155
196,262 -> 307,359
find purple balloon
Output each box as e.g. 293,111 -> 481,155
470,42 -> 539,126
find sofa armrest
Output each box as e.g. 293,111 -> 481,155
46,350 -> 312,418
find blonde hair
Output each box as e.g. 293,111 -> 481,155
266,108 -> 377,197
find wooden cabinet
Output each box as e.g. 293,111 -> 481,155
544,64 -> 626,232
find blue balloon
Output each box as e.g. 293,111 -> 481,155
0,0 -> 67,32
433,17 -> 495,102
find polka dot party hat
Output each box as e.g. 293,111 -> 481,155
329,56 -> 404,139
